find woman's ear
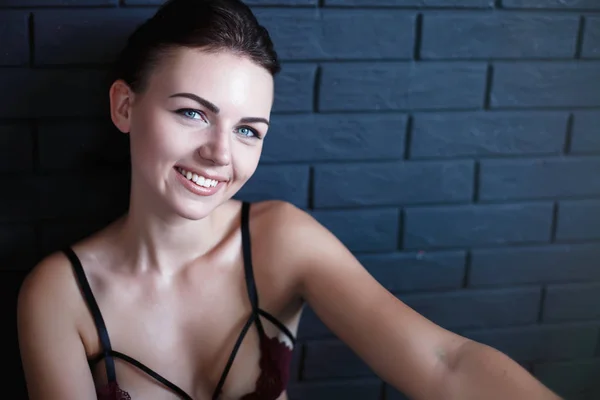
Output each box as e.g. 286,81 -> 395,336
109,80 -> 135,134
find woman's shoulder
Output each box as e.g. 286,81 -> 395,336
20,251 -> 78,301
246,200 -> 319,245
245,199 -> 336,274
17,250 -> 86,337
247,199 -> 312,226
17,219 -> 117,326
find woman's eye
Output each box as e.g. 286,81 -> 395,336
237,126 -> 260,139
177,109 -> 206,122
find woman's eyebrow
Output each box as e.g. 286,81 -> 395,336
170,93 -> 269,126
240,117 -> 269,126
169,92 -> 220,114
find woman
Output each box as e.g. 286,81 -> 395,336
17,0 -> 562,399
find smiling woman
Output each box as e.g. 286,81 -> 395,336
16,1 -> 563,400
111,46 -> 273,222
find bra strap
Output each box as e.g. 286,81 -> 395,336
212,202 -> 260,399
63,247 -> 117,383
241,201 -> 259,312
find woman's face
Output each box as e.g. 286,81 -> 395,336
123,48 -> 274,220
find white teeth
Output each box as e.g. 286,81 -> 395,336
177,168 -> 220,188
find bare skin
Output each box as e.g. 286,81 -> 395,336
18,200 -> 301,399
17,48 -> 562,400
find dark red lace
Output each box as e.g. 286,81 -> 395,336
97,381 -> 132,400
241,334 -> 293,400
95,333 -> 292,400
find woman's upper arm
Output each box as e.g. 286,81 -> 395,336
17,254 -> 97,400
268,202 -> 467,400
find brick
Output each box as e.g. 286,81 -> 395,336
38,120 -> 129,171
297,306 -> 332,339
479,157 -> 600,201
249,0 -> 318,4
255,9 -> 414,60
502,0 -> 600,9
253,9 -> 320,61
0,0 -> 116,5
583,17 -> 600,59
325,0 -> 493,7
273,64 -> 316,113
0,12 -> 28,66
464,323 -> 600,362
0,225 -> 36,271
411,111 -> 567,159
0,178 -> 40,222
121,0 -> 164,3
319,62 -> 486,112
556,200 -> 600,241
311,208 -> 399,252
235,165 -> 309,209
0,69 -> 109,118
358,250 -> 466,292
303,340 -> 373,379
404,203 -> 552,249
422,14 -> 578,59
0,124 -> 33,172
38,174 -> 130,220
288,380 -> 381,400
385,386 -> 410,400
320,10 -> 413,59
35,9 -> 154,65
261,114 -> 407,163
289,346 -> 301,383
571,111 -> 600,154
0,270 -> 28,399
127,0 -> 317,4
533,359 -> 600,400
543,283 -> 600,322
399,287 -> 541,330
469,244 -> 600,286
491,62 -> 600,108
314,160 -> 474,208
39,218 -> 117,255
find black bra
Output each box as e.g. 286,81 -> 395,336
64,201 -> 297,399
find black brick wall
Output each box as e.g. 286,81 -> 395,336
1,1 -> 600,399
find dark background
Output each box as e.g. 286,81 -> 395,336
1,0 -> 600,399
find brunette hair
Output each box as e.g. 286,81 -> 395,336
111,0 -> 280,93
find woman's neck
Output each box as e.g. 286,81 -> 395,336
114,190 -> 223,277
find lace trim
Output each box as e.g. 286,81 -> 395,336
97,382 -> 132,400
241,334 -> 293,400
94,335 -> 291,400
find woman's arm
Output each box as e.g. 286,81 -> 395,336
438,339 -> 562,400
268,202 -> 561,400
17,253 -> 98,400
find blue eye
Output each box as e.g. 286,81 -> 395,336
237,126 -> 260,139
183,110 -> 200,119
176,108 -> 206,121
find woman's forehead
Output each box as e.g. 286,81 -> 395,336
147,48 -> 274,114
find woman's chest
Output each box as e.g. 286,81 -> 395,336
79,263 -> 301,399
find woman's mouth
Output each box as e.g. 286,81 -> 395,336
176,167 -> 219,188
174,167 -> 226,197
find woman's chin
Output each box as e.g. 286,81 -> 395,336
171,202 -> 218,221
